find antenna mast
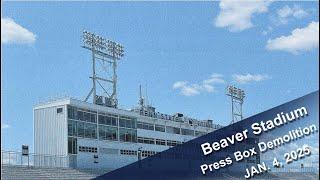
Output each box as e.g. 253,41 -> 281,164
139,85 -> 144,108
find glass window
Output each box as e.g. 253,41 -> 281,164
137,122 -> 154,130
99,126 -> 107,140
166,126 -> 180,134
77,122 -> 85,138
155,125 -> 165,132
106,126 -> 117,140
84,123 -> 97,139
98,114 -> 117,126
68,106 -> 76,119
112,117 -> 117,126
68,120 -> 77,136
119,117 -> 136,129
119,119 -> 126,127
137,122 -> 143,129
155,139 -> 166,146
195,131 -> 206,137
181,129 -> 194,136
98,115 -> 105,125
119,128 -> 137,142
90,113 -> 96,123
77,111 -> 84,121
84,112 -> 90,122
57,107 -> 63,114
68,137 -> 77,154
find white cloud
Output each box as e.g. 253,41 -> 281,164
1,18 -> 36,44
173,73 -> 225,96
215,0 -> 271,32
262,26 -> 273,35
266,21 -> 319,54
1,123 -> 10,129
277,5 -> 308,25
233,73 -> 270,84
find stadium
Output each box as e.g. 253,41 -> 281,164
2,31 -> 319,179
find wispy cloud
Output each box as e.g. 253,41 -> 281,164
262,26 -> 273,36
266,21 -> 319,54
1,123 -> 10,129
232,73 -> 270,84
1,18 -> 36,44
173,73 -> 225,96
276,5 -> 308,25
214,0 -> 271,32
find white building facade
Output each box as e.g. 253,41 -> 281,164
34,98 -> 222,170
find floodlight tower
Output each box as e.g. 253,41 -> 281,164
226,85 -> 245,124
82,30 -> 124,108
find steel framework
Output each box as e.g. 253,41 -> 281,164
226,85 -> 245,124
82,30 -> 124,108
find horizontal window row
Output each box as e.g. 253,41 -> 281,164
137,122 -> 154,130
68,106 -> 97,123
119,118 -> 136,129
137,121 -> 208,137
155,125 -> 165,132
120,149 -> 137,156
79,146 -> 97,153
98,115 -> 118,126
68,120 -> 97,139
166,126 -> 181,135
69,120 -> 137,143
195,131 -> 206,137
155,139 -> 166,146
137,137 -> 154,144
141,151 -> 156,157
181,128 -> 194,136
167,140 -> 182,147
137,137 -> 182,147
68,106 -> 137,129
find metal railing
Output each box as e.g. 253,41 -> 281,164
1,150 -> 75,168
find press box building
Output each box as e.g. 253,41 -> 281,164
34,97 -> 222,170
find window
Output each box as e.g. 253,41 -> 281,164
68,120 -> 77,136
98,114 -> 117,126
119,117 -> 136,129
141,151 -> 156,157
137,137 -> 155,144
181,129 -> 194,136
68,137 -> 77,154
155,139 -> 166,146
155,125 -> 165,132
79,146 -> 97,153
57,108 -> 63,114
67,106 -> 76,119
77,110 -> 97,123
195,131 -> 206,137
77,122 -> 85,138
99,125 -> 117,141
119,128 -> 137,142
137,122 -> 154,130
84,123 -> 97,139
167,140 -> 181,147
120,149 -> 137,156
166,126 -> 180,134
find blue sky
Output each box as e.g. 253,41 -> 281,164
1,1 -> 319,151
